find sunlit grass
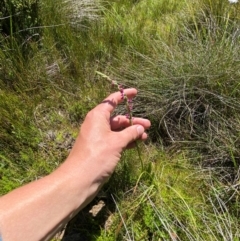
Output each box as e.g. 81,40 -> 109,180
96,148 -> 239,240
0,0 -> 239,240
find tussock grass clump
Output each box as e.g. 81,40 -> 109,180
104,0 -> 240,171
64,0 -> 101,23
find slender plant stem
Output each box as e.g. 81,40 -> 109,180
96,71 -> 143,171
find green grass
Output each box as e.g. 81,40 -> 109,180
100,0 -> 240,169
0,0 -> 240,240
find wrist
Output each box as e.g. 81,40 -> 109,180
53,155 -> 102,210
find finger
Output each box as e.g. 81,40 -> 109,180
97,88 -> 138,115
110,115 -> 151,131
126,133 -> 148,149
118,125 -> 145,148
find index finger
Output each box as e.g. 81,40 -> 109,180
97,88 -> 138,114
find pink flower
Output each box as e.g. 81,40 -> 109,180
119,85 -> 124,99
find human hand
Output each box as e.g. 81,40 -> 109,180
0,89 -> 150,241
65,88 -> 151,185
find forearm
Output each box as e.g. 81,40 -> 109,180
0,88 -> 150,241
0,157 -> 100,241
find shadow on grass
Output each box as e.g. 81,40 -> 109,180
62,195 -> 116,241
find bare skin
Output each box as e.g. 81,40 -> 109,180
0,88 -> 151,241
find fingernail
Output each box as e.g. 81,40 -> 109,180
137,125 -> 144,135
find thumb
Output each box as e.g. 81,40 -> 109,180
119,125 -> 145,147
